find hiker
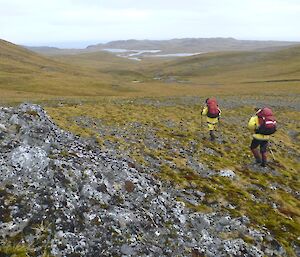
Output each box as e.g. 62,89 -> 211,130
248,107 -> 277,167
201,97 -> 221,141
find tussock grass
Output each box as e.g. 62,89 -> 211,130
0,243 -> 31,257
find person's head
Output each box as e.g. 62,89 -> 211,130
254,107 -> 262,114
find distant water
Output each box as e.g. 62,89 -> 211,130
128,57 -> 142,61
102,48 -> 161,54
128,50 -> 161,56
146,53 -> 202,57
103,48 -> 133,53
101,48 -> 202,61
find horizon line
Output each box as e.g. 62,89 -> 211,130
3,36 -> 300,49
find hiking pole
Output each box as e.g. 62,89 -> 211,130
200,104 -> 203,123
200,105 -> 204,138
269,141 -> 276,161
270,148 -> 276,161
200,114 -> 203,128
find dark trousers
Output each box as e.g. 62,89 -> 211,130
250,138 -> 268,165
250,138 -> 268,153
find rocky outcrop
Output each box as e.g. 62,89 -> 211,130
0,104 -> 286,256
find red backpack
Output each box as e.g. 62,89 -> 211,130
206,98 -> 220,118
256,107 -> 277,135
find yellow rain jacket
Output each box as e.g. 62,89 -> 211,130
202,106 -> 220,131
248,116 -> 270,140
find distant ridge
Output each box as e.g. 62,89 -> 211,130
86,37 -> 300,53
26,37 -> 300,56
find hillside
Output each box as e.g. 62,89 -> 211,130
0,39 -> 137,102
148,45 -> 300,88
52,51 -> 140,71
0,39 -> 67,73
24,46 -> 92,56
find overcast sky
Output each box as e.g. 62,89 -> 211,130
0,0 -> 299,48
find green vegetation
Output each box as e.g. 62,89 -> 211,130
46,95 -> 300,256
0,243 -> 31,257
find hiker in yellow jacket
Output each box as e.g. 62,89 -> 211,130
248,107 -> 277,167
202,98 -> 221,141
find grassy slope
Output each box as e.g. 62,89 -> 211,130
0,39 -> 138,102
148,46 -> 300,94
51,51 -> 148,82
46,96 -> 300,256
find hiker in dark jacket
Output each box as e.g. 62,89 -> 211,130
248,107 -> 277,167
201,98 -> 221,141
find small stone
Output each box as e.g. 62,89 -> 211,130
0,124 -> 7,132
124,180 -> 135,192
120,244 -> 136,255
219,169 -> 236,179
218,216 -> 231,226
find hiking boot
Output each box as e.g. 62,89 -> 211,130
255,158 -> 262,164
209,131 -> 216,141
261,152 -> 267,167
251,148 -> 261,163
260,161 -> 267,167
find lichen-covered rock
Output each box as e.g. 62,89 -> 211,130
11,145 -> 49,172
0,104 -> 287,257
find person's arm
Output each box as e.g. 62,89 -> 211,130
248,116 -> 258,131
202,106 -> 208,116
